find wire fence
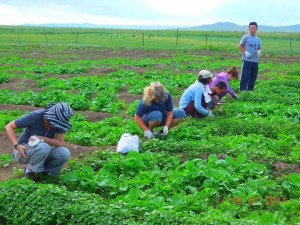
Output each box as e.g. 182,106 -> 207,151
0,26 -> 299,53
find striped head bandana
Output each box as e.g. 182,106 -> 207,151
44,103 -> 73,132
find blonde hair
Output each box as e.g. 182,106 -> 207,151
143,82 -> 168,107
227,66 -> 239,79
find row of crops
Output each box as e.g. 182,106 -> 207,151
0,45 -> 299,224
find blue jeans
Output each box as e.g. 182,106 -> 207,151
13,142 -> 70,176
142,109 -> 186,126
240,60 -> 259,91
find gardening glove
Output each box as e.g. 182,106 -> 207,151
244,51 -> 251,59
207,110 -> 214,117
257,50 -> 261,57
144,130 -> 154,140
162,126 -> 169,135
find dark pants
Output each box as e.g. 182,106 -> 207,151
183,95 -> 208,119
240,60 -> 259,91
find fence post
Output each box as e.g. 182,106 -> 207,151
42,27 -> 48,44
205,34 -> 207,45
176,28 -> 179,47
290,37 -> 292,51
142,33 -> 144,46
18,31 -> 20,44
76,31 -> 79,44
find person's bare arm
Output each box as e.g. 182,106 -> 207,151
239,44 -> 246,53
36,133 -> 65,147
134,115 -> 149,131
5,121 -> 28,159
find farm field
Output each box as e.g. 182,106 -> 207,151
0,31 -> 300,224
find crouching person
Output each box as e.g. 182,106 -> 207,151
209,81 -> 227,110
179,70 -> 215,118
134,82 -> 186,140
5,102 -> 73,181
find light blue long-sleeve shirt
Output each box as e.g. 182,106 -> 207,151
179,81 -> 209,116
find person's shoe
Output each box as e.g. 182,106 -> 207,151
23,170 -> 39,182
23,169 -> 48,182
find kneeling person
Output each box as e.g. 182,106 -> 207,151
5,102 -> 73,180
210,81 -> 227,110
134,82 -> 186,140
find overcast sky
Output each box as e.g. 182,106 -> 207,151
0,0 -> 299,27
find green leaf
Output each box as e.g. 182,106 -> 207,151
236,152 -> 247,165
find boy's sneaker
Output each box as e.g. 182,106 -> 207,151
23,169 -> 38,181
23,168 -> 48,182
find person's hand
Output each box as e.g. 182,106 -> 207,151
207,110 -> 214,117
244,51 -> 251,59
162,126 -> 169,135
257,50 -> 261,57
16,145 -> 28,159
144,130 -> 154,140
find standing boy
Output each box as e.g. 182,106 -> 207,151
239,21 -> 262,91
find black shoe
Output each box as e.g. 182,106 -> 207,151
23,171 -> 39,182
23,169 -> 48,182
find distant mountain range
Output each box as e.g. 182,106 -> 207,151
187,22 -> 300,32
22,22 -> 300,32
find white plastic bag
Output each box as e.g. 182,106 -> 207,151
116,133 -> 139,154
28,135 -> 43,147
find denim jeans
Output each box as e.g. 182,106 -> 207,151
13,142 -> 70,176
142,109 -> 186,126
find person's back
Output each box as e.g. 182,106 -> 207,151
179,81 -> 201,108
210,72 -> 228,88
210,67 -> 239,99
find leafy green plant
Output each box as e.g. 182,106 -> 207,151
0,154 -> 12,167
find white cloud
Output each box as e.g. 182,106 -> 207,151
144,0 -> 228,17
0,0 -> 299,26
0,4 -> 23,25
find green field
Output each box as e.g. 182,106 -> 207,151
1,25 -> 300,53
0,27 -> 299,224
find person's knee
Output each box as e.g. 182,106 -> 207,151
54,147 -> 71,163
173,109 -> 186,119
142,111 -> 163,127
150,111 -> 163,121
35,142 -> 51,157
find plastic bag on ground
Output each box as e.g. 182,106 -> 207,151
116,133 -> 139,154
